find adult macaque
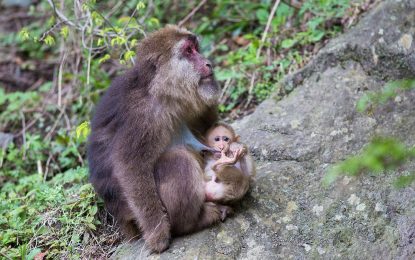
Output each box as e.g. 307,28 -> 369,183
87,25 -> 229,253
203,122 -> 256,203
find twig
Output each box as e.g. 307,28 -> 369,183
44,105 -> 65,141
256,0 -> 281,59
139,0 -> 154,24
46,0 -> 78,28
58,51 -> 67,108
245,0 -> 281,109
37,160 -> 43,177
245,73 -> 257,109
178,0 -> 207,27
281,0 -> 302,9
219,78 -> 232,103
44,153 -> 53,181
20,111 -> 27,160
0,251 -> 12,260
87,37 -> 92,86
14,118 -> 38,138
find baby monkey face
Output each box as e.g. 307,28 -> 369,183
206,126 -> 234,152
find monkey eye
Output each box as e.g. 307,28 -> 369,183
214,177 -> 220,183
223,137 -> 230,142
214,137 -> 220,142
186,46 -> 193,54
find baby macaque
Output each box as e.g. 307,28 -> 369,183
203,122 -> 256,203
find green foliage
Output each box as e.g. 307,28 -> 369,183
357,79 -> 415,112
76,121 -> 91,142
0,89 -> 41,124
325,78 -> 415,188
202,0 -> 358,112
0,167 -> 99,259
323,137 -> 415,187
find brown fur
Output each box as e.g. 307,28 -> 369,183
215,165 -> 251,203
87,25 -> 223,253
154,146 -> 231,235
204,123 -> 256,203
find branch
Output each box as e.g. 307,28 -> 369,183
178,0 -> 207,27
256,0 -> 281,59
246,0 -> 281,109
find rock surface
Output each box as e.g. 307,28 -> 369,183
113,0 -> 415,259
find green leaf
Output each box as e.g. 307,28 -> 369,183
75,121 -> 91,140
147,17 -> 159,27
309,31 -> 325,42
256,9 -> 269,24
19,28 -> 30,41
43,35 -> 55,46
60,26 -> 69,39
136,1 -> 146,10
280,39 -> 296,49
123,50 -> 136,61
98,54 -> 111,64
356,93 -> 370,112
394,173 -> 415,188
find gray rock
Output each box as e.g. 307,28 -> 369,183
1,0 -> 33,7
0,132 -> 13,149
112,0 -> 415,258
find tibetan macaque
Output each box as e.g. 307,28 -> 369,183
203,122 -> 256,203
87,25 -> 230,253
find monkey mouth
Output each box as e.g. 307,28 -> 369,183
200,73 -> 214,82
198,75 -> 219,101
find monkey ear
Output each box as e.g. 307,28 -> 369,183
235,135 -> 241,142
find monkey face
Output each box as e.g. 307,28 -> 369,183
148,29 -> 219,109
206,126 -> 234,152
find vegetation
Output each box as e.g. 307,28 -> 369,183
324,79 -> 415,187
0,0 -> 371,258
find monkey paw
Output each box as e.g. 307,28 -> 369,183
145,219 -> 171,254
218,205 -> 234,222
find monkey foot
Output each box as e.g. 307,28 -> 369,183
144,220 -> 171,253
219,205 -> 234,221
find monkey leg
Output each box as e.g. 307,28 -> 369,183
194,202 -> 233,231
155,146 -> 233,236
112,156 -> 171,253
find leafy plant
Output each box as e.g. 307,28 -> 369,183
0,167 -> 100,259
324,137 -> 415,186
357,79 -> 415,113
324,79 -> 415,188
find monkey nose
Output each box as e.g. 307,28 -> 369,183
205,61 -> 213,74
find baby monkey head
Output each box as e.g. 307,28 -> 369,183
206,122 -> 240,156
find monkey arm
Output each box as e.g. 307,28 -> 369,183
238,153 -> 256,179
172,124 -> 215,153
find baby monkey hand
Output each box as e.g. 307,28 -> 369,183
212,148 -> 244,171
229,142 -> 247,157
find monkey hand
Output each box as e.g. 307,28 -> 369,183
218,205 -> 234,221
229,142 -> 247,157
218,149 -> 239,164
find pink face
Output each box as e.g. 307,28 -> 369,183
181,37 -> 213,79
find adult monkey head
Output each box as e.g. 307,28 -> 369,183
87,25 -> 219,253
140,26 -> 218,115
